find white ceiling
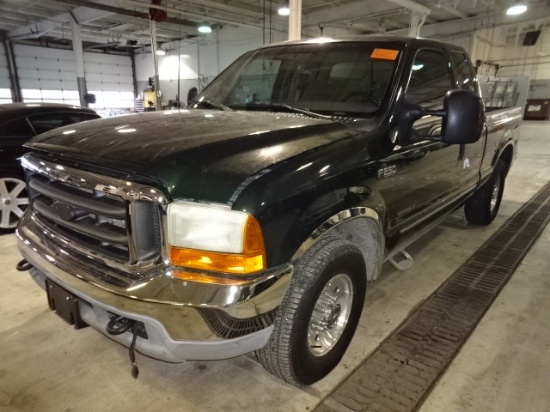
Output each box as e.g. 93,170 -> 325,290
1,0 -> 550,53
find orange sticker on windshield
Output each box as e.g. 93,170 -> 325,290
371,48 -> 399,60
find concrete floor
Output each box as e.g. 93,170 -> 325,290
1,122 -> 549,412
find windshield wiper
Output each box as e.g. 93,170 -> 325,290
194,99 -> 231,111
245,102 -> 332,120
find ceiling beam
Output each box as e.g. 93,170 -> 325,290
435,4 -> 468,19
303,0 -> 433,29
53,0 -> 198,27
386,0 -> 431,15
169,0 -> 264,21
115,0 -> 263,29
303,1 -> 381,26
8,6 -> 112,39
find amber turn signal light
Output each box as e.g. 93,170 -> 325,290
170,216 -> 266,274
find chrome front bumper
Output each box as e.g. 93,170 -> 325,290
17,215 -> 293,362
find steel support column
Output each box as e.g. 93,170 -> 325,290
149,19 -> 162,110
130,50 -> 138,101
3,39 -> 22,102
408,12 -> 427,38
288,0 -> 302,41
70,14 -> 88,107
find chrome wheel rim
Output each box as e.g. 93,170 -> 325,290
308,273 -> 354,357
490,175 -> 501,212
0,177 -> 29,229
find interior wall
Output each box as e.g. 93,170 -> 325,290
471,23 -> 550,100
134,24 -> 284,107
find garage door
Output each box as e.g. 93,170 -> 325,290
85,53 -> 134,114
15,44 -> 81,106
0,44 -> 12,104
14,44 -> 134,111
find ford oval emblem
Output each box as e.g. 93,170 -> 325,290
53,202 -> 76,222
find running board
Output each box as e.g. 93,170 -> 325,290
388,249 -> 414,271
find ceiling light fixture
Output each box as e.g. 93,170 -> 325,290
156,48 -> 166,56
506,3 -> 527,15
198,24 -> 212,33
278,6 -> 290,16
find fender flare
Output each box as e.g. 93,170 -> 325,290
292,207 -> 385,281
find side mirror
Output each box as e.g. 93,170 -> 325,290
397,90 -> 484,145
441,89 -> 484,144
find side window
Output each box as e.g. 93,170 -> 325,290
64,114 -> 99,124
451,52 -> 479,93
406,49 -> 453,108
0,117 -> 35,138
28,112 -> 97,135
28,113 -> 66,134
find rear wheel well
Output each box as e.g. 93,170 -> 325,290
498,145 -> 514,176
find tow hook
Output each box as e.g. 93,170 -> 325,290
16,259 -> 33,271
106,315 -> 148,379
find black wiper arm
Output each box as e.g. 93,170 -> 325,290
248,102 -> 331,120
194,98 -> 231,111
274,103 -> 332,120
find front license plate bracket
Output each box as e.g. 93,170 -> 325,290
45,279 -> 89,329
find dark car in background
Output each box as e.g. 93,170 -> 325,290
0,103 -> 100,231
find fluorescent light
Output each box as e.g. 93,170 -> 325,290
278,6 -> 290,16
198,24 -> 212,33
156,49 -> 166,56
506,4 -> 527,15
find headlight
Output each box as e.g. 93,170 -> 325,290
167,201 -> 266,275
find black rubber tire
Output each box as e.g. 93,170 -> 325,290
256,237 -> 366,386
0,172 -> 29,233
464,160 -> 506,226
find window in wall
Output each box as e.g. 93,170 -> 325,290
21,89 -> 80,106
451,52 -> 479,93
0,88 -> 12,104
88,91 -> 135,110
406,49 -> 453,108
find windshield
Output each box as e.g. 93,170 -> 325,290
194,42 -> 401,118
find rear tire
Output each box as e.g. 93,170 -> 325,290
464,160 -> 506,226
0,173 -> 29,232
256,237 -> 366,386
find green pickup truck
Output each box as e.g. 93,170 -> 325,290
16,36 -> 521,386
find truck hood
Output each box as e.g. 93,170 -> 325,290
26,110 -> 366,203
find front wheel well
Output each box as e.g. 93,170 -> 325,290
293,212 -> 385,281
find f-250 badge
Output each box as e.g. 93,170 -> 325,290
377,165 -> 397,179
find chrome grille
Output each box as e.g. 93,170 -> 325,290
22,154 -> 164,281
28,172 -> 131,262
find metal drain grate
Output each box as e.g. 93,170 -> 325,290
315,182 -> 550,412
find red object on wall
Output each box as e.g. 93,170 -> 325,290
149,0 -> 167,22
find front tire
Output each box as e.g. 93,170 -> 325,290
256,237 -> 366,386
464,160 -> 506,226
0,173 -> 29,232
